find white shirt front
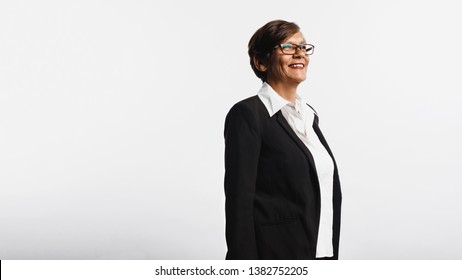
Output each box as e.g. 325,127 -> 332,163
257,82 -> 335,258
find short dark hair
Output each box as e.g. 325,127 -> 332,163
248,20 -> 300,82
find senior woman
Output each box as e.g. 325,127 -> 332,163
224,20 -> 342,260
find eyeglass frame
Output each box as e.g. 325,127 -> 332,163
273,43 -> 315,55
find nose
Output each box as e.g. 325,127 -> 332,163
293,47 -> 306,58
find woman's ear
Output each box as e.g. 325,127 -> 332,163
253,56 -> 267,72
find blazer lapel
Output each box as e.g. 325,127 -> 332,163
276,111 -> 318,173
312,114 -> 339,170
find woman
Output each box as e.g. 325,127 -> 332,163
224,20 -> 342,260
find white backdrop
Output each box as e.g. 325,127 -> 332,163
1,0 -> 461,259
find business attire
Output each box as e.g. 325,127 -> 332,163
224,83 -> 342,260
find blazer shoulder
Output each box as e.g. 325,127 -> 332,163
227,95 -> 268,118
226,95 -> 266,118
225,95 -> 266,134
230,95 -> 262,110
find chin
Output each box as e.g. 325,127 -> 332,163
293,76 -> 306,83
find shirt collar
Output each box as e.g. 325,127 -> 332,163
257,82 -> 304,117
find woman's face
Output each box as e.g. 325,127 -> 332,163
266,32 -> 309,86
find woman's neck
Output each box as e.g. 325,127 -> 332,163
267,80 -> 299,104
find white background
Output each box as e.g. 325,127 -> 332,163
1,0 -> 461,259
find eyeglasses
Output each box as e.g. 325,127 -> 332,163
274,43 -> 315,55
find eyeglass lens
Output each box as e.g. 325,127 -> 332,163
281,44 -> 314,55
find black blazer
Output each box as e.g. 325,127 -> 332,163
224,95 -> 342,260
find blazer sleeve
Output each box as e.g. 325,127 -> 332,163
224,102 -> 261,259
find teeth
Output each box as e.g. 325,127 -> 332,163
289,64 -> 303,68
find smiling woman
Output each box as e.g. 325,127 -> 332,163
263,32 -> 310,99
224,20 -> 342,260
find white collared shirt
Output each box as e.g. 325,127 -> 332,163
257,82 -> 335,258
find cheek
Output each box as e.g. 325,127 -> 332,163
280,60 -> 291,72
272,62 -> 286,75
